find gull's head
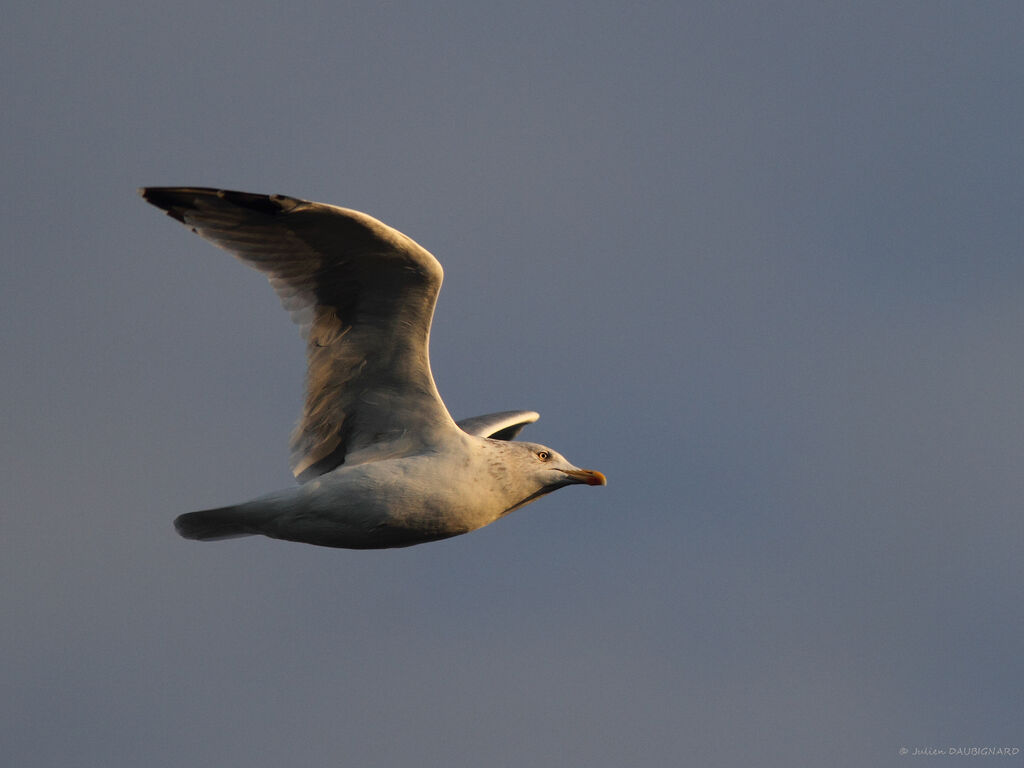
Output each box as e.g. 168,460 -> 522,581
506,441 -> 607,491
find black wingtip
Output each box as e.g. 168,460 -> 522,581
138,186 -> 198,223
217,189 -> 286,216
140,186 -> 289,222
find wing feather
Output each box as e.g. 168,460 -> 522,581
456,410 -> 539,440
141,187 -> 456,481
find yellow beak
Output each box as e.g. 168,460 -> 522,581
562,468 -> 607,486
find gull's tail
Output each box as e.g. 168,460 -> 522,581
174,506 -> 262,541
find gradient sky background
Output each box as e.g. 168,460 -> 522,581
4,2 -> 1024,766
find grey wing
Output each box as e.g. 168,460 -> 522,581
456,410 -> 539,440
141,187 -> 456,481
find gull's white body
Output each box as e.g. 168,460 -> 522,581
141,187 -> 604,550
193,435 -> 587,549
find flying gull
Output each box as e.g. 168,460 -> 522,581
141,187 -> 606,549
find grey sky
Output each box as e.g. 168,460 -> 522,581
4,2 -> 1024,766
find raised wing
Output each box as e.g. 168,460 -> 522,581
141,187 -> 456,481
456,410 -> 539,440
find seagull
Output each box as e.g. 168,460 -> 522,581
141,187 -> 606,549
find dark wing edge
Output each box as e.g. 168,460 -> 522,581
456,410 -> 540,440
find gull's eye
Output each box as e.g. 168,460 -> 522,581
537,450 -> 551,461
